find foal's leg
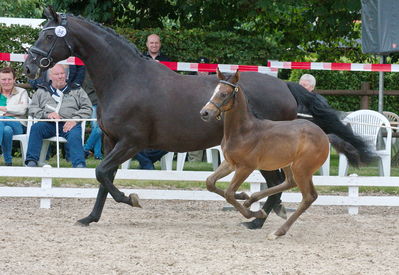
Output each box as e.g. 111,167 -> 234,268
205,160 -> 234,199
241,170 -> 286,230
268,170 -> 318,240
243,167 -> 296,209
225,167 -> 267,219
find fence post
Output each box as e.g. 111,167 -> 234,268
360,82 -> 370,109
250,182 -> 261,211
40,165 -> 53,209
348,186 -> 359,215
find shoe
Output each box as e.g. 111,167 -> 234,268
5,162 -> 12,166
84,150 -> 91,159
75,163 -> 86,168
94,156 -> 103,160
26,160 -> 38,167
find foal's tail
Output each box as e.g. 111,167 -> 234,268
286,82 -> 376,167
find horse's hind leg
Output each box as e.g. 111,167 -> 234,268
225,167 -> 266,219
205,160 -> 234,198
268,170 -> 318,240
241,169 -> 286,230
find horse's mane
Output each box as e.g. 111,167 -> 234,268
70,14 -> 150,61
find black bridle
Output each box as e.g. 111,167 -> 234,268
28,13 -> 73,69
208,80 -> 239,119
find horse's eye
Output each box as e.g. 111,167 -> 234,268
220,92 -> 227,98
46,34 -> 53,40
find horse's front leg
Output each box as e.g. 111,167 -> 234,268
76,138 -> 140,226
205,160 -> 234,198
225,167 -> 266,219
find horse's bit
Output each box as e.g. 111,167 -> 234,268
28,13 -> 73,69
209,80 -> 239,120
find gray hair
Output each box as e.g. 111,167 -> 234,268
299,74 -> 316,87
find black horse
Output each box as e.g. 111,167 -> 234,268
24,7 -> 373,228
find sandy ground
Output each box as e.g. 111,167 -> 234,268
0,197 -> 398,275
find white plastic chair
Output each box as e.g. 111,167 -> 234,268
173,146 -> 224,171
121,152 -> 186,170
319,144 -> 331,176
38,120 -> 86,167
338,110 -> 392,176
12,118 -> 33,163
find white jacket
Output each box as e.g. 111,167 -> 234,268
1,86 -> 29,126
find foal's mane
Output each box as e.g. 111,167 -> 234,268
70,14 -> 150,61
224,73 -> 260,118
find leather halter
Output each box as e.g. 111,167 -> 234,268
28,14 -> 73,68
208,80 -> 239,119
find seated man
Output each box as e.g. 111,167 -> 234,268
25,64 -> 92,168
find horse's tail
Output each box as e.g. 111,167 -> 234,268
286,82 -> 376,167
327,134 -> 361,167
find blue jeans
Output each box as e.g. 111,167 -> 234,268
0,117 -> 24,164
134,149 -> 168,169
84,105 -> 103,159
25,121 -> 86,167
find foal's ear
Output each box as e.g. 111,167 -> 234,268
44,6 -> 60,23
231,70 -> 240,84
216,67 -> 226,80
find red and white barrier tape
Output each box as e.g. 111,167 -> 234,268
267,60 -> 399,72
0,53 -> 276,74
2,52 -> 398,73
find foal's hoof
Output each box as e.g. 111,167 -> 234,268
267,232 -> 280,240
129,193 -> 142,208
235,192 -> 250,200
254,209 -> 267,219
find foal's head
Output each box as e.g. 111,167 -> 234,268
200,68 -> 240,121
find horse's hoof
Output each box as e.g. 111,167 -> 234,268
74,220 -> 90,227
273,203 -> 287,220
240,218 -> 266,230
129,193 -> 142,208
235,192 -> 250,200
75,217 -> 92,227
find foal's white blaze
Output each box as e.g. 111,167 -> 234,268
210,84 -> 222,100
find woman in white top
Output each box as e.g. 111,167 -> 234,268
0,67 -> 29,166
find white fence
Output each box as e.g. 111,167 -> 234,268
0,166 -> 398,214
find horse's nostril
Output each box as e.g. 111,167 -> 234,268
25,66 -> 30,75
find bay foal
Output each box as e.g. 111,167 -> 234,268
200,69 -> 329,239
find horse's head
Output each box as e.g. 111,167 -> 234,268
200,68 -> 240,122
24,6 -> 73,79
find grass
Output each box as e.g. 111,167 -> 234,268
1,152 -> 399,195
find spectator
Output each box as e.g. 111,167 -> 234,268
83,72 -> 103,160
130,34 -> 171,169
28,65 -> 85,90
0,67 -> 29,166
188,57 -> 210,162
298,73 -> 329,115
143,34 -> 170,62
25,64 -> 92,168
